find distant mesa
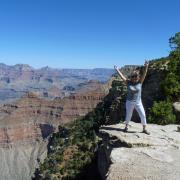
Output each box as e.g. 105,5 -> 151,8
24,91 -> 38,98
0,63 -> 114,103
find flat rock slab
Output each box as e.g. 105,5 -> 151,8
99,122 -> 180,180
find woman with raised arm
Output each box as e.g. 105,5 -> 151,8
114,61 -> 150,135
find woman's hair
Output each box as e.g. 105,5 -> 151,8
131,70 -> 140,77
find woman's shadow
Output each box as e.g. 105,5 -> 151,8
100,126 -> 137,133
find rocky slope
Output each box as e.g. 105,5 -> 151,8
98,122 -> 180,180
0,142 -> 48,180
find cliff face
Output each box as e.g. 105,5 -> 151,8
142,62 -> 166,112
0,141 -> 48,180
0,80 -> 108,179
0,81 -> 107,144
98,122 -> 180,180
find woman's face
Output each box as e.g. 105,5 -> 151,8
131,74 -> 140,83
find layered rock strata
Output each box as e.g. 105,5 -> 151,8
0,81 -> 108,179
0,63 -> 114,103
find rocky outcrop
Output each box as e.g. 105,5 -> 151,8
98,122 -> 180,180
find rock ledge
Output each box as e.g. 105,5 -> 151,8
98,122 -> 180,180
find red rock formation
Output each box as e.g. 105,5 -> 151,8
0,81 -> 109,146
0,124 -> 41,146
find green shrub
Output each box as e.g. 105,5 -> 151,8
148,101 -> 176,125
38,116 -> 98,179
161,51 -> 180,101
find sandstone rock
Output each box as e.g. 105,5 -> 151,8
98,122 -> 180,180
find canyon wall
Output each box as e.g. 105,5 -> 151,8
0,80 -> 109,180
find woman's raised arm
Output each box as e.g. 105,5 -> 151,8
140,61 -> 149,84
114,65 -> 127,83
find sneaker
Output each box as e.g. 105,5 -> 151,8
142,129 -> 150,135
124,127 -> 128,132
177,126 -> 180,132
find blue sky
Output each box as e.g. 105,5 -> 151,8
0,0 -> 179,69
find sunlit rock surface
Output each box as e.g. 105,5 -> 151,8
98,122 -> 180,180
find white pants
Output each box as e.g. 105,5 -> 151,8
125,100 -> 147,125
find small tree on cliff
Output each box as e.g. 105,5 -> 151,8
149,32 -> 180,124
169,32 -> 180,50
161,32 -> 180,101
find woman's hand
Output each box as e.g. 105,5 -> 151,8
140,61 -> 149,83
114,65 -> 127,83
114,65 -> 118,70
144,61 -> 149,67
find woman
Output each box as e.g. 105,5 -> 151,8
114,61 -> 150,135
